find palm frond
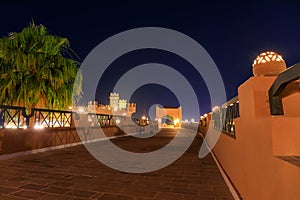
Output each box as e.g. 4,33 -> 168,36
0,22 -> 82,110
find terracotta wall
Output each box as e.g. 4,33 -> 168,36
200,76 -> 300,200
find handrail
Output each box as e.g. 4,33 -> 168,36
0,105 -> 127,129
211,96 -> 239,137
269,63 -> 300,115
222,96 -> 239,107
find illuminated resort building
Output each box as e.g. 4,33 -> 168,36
87,92 -> 136,116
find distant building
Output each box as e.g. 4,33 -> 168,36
109,92 -> 119,111
128,103 -> 136,116
86,92 -> 136,116
118,99 -> 127,110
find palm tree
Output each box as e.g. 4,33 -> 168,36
0,22 -> 82,111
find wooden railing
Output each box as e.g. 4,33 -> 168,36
0,105 -> 127,129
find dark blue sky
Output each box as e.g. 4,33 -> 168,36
1,1 -> 300,120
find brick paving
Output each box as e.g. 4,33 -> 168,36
0,128 -> 233,200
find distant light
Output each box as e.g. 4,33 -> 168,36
184,119 -> 188,123
116,119 -> 121,124
5,123 -> 17,129
212,106 -> 220,112
174,119 -> 179,125
78,107 -> 85,113
34,124 -> 44,129
191,118 -> 195,123
23,125 -> 27,129
141,116 -> 146,120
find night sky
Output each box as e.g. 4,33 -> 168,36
1,1 -> 300,120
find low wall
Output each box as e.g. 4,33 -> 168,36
272,117 -> 300,156
200,76 -> 300,200
0,126 -> 124,155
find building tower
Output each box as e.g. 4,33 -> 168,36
118,99 -> 127,110
128,103 -> 136,116
87,100 -> 98,113
109,92 -> 119,111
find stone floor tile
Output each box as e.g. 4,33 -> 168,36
0,186 -> 21,195
11,189 -> 46,199
66,189 -> 98,198
20,183 -> 47,191
42,186 -> 71,195
97,193 -> 134,200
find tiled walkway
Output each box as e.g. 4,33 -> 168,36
0,129 -> 233,200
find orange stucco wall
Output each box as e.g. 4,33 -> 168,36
282,93 -> 300,117
202,76 -> 300,199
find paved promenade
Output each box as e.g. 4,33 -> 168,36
0,128 -> 233,200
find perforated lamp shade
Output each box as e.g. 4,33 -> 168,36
252,51 -> 287,76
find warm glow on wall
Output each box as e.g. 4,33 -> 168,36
174,118 -> 180,125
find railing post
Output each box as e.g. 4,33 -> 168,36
22,108 -> 35,128
71,112 -> 75,128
